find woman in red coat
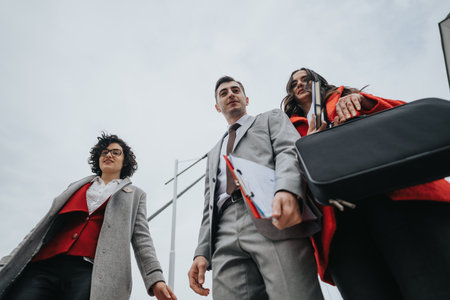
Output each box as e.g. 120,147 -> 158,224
282,68 -> 450,300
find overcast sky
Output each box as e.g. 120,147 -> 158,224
1,0 -> 449,299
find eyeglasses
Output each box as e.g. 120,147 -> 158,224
100,149 -> 122,157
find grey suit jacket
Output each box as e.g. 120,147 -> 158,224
0,175 -> 164,299
194,109 -> 321,265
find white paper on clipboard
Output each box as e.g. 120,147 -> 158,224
229,155 -> 318,221
229,155 -> 275,218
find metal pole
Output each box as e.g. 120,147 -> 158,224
164,154 -> 207,185
147,174 -> 205,222
168,159 -> 178,290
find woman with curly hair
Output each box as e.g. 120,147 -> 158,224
283,68 -> 450,300
0,133 -> 176,300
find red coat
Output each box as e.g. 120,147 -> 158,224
290,86 -> 450,284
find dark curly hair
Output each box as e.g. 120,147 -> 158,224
281,68 -> 361,119
88,132 -> 138,179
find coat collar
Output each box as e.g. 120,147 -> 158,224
209,114 -> 257,171
52,175 -> 132,214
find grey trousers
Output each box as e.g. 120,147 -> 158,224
212,200 -> 323,300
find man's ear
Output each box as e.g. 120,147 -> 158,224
245,97 -> 249,106
215,103 -> 221,113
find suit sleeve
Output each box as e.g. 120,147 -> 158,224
268,109 -> 303,198
131,192 -> 165,296
193,156 -> 212,268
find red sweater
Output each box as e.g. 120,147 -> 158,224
291,86 -> 450,284
33,183 -> 109,262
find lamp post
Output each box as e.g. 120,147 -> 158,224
439,13 -> 450,89
168,159 -> 178,290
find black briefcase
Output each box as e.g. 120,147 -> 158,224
295,98 -> 450,206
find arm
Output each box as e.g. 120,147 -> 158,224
188,256 -> 210,296
131,192 -> 175,299
267,110 -> 304,230
189,158 -> 212,296
192,161 -> 212,262
334,92 -> 405,125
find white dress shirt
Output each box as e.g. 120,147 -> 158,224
216,114 -> 250,209
86,176 -> 123,215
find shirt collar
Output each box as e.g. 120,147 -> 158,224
91,176 -> 122,185
227,114 -> 250,130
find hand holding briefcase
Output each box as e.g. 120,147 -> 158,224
295,98 -> 450,206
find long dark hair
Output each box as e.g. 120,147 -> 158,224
88,132 -> 138,178
281,68 -> 361,118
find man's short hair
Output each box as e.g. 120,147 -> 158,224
214,76 -> 246,101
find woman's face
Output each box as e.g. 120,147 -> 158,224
291,70 -> 312,106
99,142 -> 124,178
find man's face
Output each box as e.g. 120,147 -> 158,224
215,81 -> 248,121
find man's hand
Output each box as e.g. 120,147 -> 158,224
151,281 -> 177,300
272,191 -> 302,230
188,256 -> 210,296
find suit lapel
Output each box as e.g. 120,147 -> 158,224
209,134 -> 225,177
233,115 -> 256,151
51,175 -> 96,214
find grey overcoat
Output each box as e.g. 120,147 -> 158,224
194,109 -> 322,266
0,175 -> 165,299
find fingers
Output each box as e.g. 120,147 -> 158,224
167,286 -> 177,300
306,115 -> 327,135
188,257 -> 210,296
272,194 -> 282,220
306,115 -> 316,135
272,192 -> 302,230
332,116 -> 343,126
335,99 -> 347,121
352,94 -> 362,111
317,121 -> 327,132
153,282 -> 177,300
336,94 -> 362,122
197,260 -> 206,285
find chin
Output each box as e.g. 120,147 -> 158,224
296,95 -> 311,104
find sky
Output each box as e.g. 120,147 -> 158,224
0,0 -> 449,299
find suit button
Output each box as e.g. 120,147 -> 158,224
209,205 -> 213,209
212,178 -> 216,183
101,249 -> 106,254
72,233 -> 79,239
85,217 -> 90,222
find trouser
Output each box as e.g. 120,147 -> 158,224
3,255 -> 92,300
212,199 -> 324,300
328,196 -> 450,300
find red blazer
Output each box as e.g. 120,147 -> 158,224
33,183 -> 109,261
291,86 -> 450,284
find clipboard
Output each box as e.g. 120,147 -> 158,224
223,155 -> 265,219
224,154 -> 319,222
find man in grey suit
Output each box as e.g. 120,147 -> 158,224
188,76 -> 324,300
